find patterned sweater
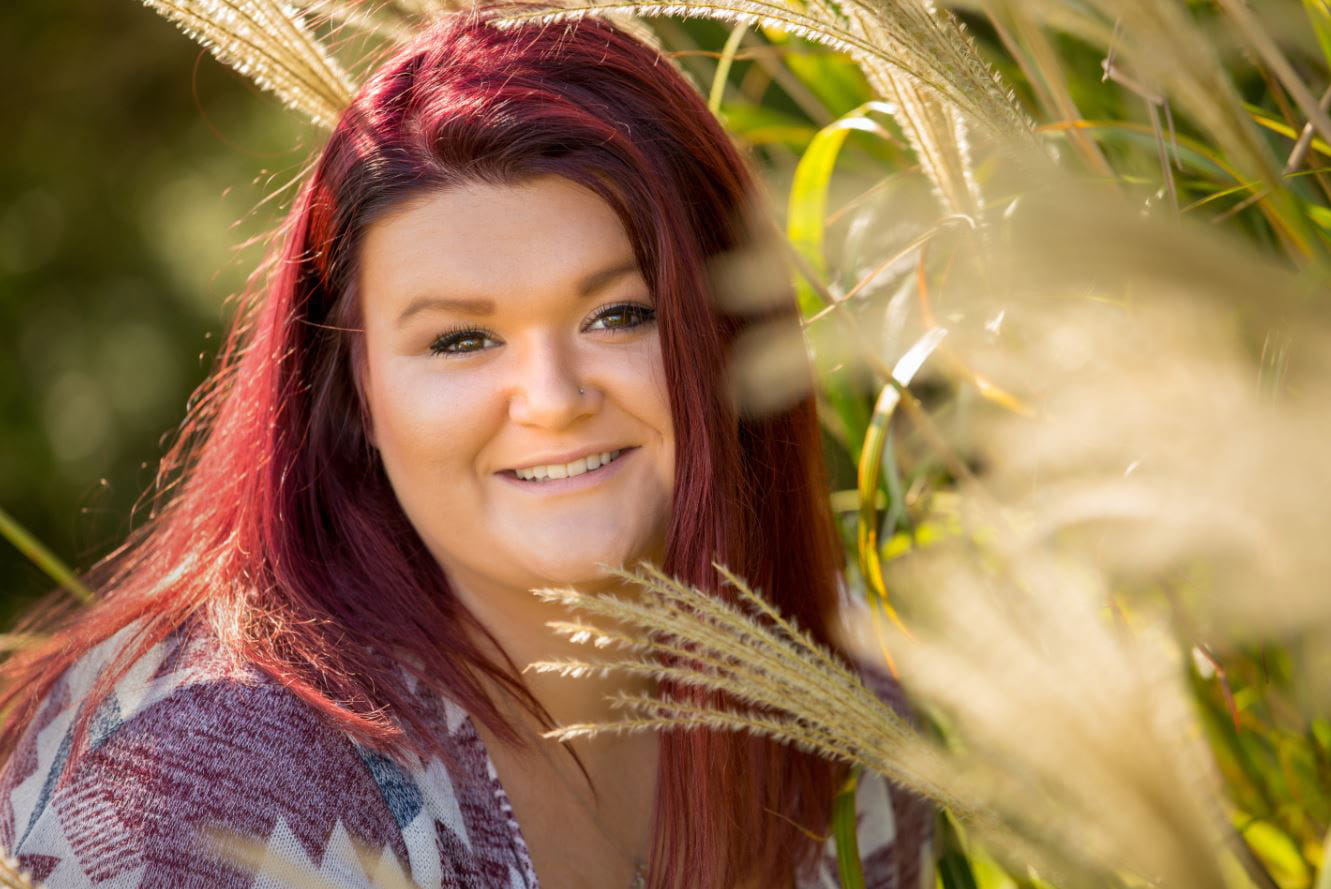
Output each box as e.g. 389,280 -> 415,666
0,624 -> 932,888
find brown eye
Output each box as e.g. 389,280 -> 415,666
586,303 -> 655,331
430,328 -> 499,356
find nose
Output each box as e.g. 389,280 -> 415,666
507,338 -> 597,429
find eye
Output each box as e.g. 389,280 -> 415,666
429,326 -> 500,356
585,302 -> 656,332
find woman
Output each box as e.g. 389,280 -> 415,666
0,9 -> 930,888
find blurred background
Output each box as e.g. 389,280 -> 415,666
0,0 -> 315,621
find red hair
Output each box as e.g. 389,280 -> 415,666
0,11 -> 849,888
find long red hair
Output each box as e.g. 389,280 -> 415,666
0,11 -> 849,888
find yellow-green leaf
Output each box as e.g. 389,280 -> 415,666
1305,0 -> 1331,72
788,102 -> 897,317
1243,820 -> 1311,889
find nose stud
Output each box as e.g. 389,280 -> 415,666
578,386 -> 586,395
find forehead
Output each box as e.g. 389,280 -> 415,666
357,175 -> 640,314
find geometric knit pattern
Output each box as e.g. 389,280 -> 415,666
0,623 -> 932,888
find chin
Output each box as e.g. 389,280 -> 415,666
509,517 -> 666,587
523,553 -> 638,590
512,536 -> 658,590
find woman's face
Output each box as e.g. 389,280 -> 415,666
357,175 -> 675,600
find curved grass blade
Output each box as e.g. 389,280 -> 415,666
0,506 -> 93,604
788,101 -> 896,316
936,813 -> 979,889
856,328 -> 947,666
708,22 -> 748,113
787,102 -> 894,462
1245,102 -> 1331,163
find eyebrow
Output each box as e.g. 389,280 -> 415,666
394,258 -> 641,328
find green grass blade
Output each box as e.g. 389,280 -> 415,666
1304,0 -> 1331,76
1245,102 -> 1331,161
937,813 -> 980,889
832,765 -> 866,889
787,102 -> 895,461
708,23 -> 748,114
0,505 -> 94,604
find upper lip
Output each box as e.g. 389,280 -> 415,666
499,445 -> 634,473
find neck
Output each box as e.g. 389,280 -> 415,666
447,569 -> 655,735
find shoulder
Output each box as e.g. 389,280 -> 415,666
0,623 -> 418,887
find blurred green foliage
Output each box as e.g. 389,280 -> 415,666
0,0 -> 308,622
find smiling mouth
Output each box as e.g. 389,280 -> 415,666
505,448 -> 632,483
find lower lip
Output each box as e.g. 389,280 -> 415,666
496,448 -> 638,494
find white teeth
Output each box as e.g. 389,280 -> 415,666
513,449 -> 624,482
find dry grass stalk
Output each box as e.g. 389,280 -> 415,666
530,555 -> 1245,888
138,0 -> 356,128
880,546 -> 1237,889
489,0 -> 1033,143
864,64 -> 984,221
0,853 -> 37,889
526,563 -> 966,813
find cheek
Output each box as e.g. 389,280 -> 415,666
615,340 -> 675,492
366,357 -> 500,492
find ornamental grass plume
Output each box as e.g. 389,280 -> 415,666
137,0 -> 356,128
489,0 -> 1032,142
488,0 -> 1038,226
877,543 -> 1239,889
526,554 -> 1243,889
526,562 -> 966,814
138,0 -> 1034,236
0,854 -> 37,889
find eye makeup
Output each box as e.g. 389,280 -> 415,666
428,301 -> 656,357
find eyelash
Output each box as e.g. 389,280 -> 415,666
427,302 -> 656,357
